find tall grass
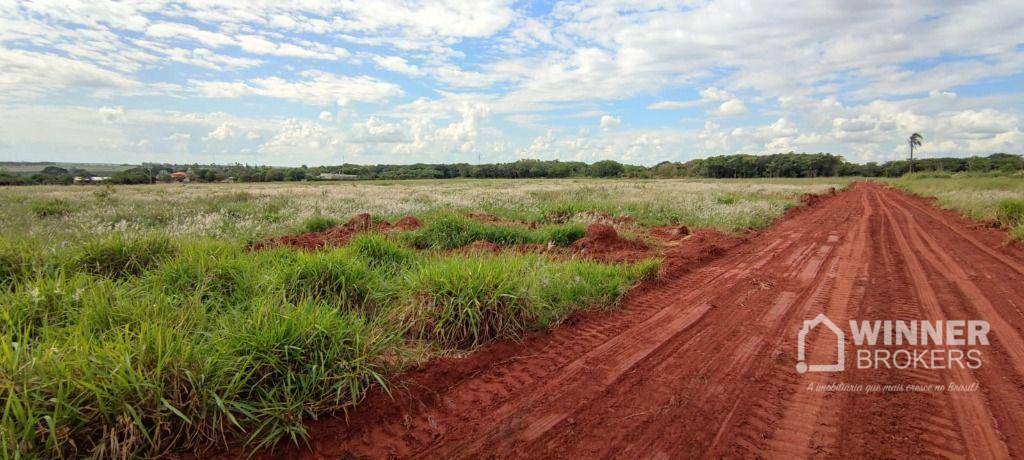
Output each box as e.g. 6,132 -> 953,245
403,213 -> 585,249
399,254 -> 658,348
888,176 -> 1024,241
0,235 -> 655,458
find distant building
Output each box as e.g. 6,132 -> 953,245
170,172 -> 190,183
73,176 -> 110,184
317,173 -> 358,181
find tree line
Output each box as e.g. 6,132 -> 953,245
1,152 -> 1021,185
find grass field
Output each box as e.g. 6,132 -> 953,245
0,178 -> 848,458
886,176 -> 1024,240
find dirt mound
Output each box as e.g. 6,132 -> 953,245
570,223 -> 651,262
344,212 -> 373,231
658,230 -> 745,278
459,240 -> 503,254
648,224 -> 691,240
252,214 -> 422,251
393,216 -> 422,231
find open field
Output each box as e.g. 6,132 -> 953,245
0,178 -> 850,245
0,178 -> 847,458
265,183 -> 1024,459
886,176 -> 1024,240
6,177 -> 1024,458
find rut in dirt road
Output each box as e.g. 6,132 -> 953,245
279,183 -> 1024,459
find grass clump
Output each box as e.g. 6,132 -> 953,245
1,301 -> 392,458
0,239 -> 42,290
145,243 -> 262,308
400,254 -> 659,349
29,198 -> 73,218
67,234 -> 177,279
210,300 -> 394,448
276,249 -> 377,309
996,198 -> 1024,228
298,215 -> 340,233
347,233 -> 413,270
405,213 -> 584,250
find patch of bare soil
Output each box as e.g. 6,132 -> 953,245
250,213 -> 421,250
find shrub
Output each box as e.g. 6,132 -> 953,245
276,250 -> 376,309
67,235 -> 177,279
30,198 -> 73,218
298,215 -> 340,233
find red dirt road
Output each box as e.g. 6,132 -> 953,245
282,183 -> 1024,459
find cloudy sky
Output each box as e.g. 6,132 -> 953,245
1,1 -> 1023,167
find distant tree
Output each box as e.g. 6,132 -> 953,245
156,170 -> 172,183
589,160 -> 624,177
908,133 -> 923,173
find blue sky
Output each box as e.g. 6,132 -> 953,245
1,0 -> 1023,166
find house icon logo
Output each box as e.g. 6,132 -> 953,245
795,313 -> 844,373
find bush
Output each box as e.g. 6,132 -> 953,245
68,235 -> 177,279
298,215 -> 340,233
30,198 -> 73,218
276,250 -> 376,309
996,198 -> 1024,228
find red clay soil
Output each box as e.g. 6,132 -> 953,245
569,223 -> 652,263
239,182 -> 1024,459
251,214 -> 421,250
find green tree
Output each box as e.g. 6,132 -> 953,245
908,133 -> 923,173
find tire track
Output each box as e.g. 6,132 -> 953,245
275,183 -> 1024,459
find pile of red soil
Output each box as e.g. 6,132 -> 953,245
392,216 -> 423,231
658,229 -> 745,278
648,224 -> 691,240
570,223 -> 651,262
251,213 -> 421,251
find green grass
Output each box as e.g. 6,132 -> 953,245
0,178 -> 841,457
399,254 -> 657,349
297,215 -> 340,233
67,234 -> 177,279
29,198 -> 73,218
403,213 -> 585,249
0,234 -> 656,458
887,176 -> 1024,240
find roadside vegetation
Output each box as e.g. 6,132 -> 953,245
887,174 -> 1024,241
0,178 -> 844,457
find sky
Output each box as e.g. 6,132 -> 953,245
1,1 -> 1023,167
